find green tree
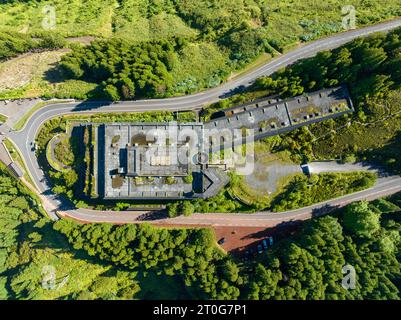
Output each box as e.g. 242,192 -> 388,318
343,201 -> 380,238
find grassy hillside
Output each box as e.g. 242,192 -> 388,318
1,1 -> 400,45
0,0 -> 116,37
0,0 -> 401,99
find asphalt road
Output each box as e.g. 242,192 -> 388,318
6,18 -> 401,225
57,175 -> 401,227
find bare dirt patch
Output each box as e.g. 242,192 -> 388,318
154,222 -> 302,256
0,49 -> 70,92
214,222 -> 302,255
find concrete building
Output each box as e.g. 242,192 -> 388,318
94,85 -> 354,201
204,85 -> 353,146
99,122 -> 228,200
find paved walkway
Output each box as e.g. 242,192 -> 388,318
307,161 -> 380,174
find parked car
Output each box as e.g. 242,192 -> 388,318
257,244 -> 263,254
218,238 -> 225,245
262,239 -> 268,250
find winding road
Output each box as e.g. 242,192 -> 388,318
4,18 -> 401,226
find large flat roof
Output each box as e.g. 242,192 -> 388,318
127,145 -> 189,177
96,85 -> 353,200
103,123 -> 204,199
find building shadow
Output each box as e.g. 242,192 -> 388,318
311,203 -> 341,218
135,210 -> 169,221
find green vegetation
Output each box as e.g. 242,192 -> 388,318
250,27 -> 401,171
59,39 -> 176,100
0,114 -> 7,123
36,111 -> 194,208
46,193 -> 401,300
2,1 -> 401,99
271,172 -> 377,212
183,174 -> 193,184
0,1 -> 116,37
243,197 -> 401,299
170,171 -> 376,215
54,220 -> 240,299
0,164 -> 141,300
228,173 -> 298,210
38,27 -> 401,214
45,137 -> 65,172
225,139 -> 297,210
184,26 -> 401,215
167,200 -> 196,217
3,0 -> 401,301
165,176 -> 176,185
57,36 -> 231,99
2,138 -> 36,187
54,137 -> 75,167
0,31 -> 66,61
2,159 -> 401,299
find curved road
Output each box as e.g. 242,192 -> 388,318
56,175 -> 401,227
5,18 -> 401,226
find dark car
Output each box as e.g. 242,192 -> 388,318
218,238 -> 225,245
257,244 -> 263,254
262,239 -> 268,250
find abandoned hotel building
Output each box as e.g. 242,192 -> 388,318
89,85 -> 353,201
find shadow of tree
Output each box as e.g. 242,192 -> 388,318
365,130 -> 401,176
229,220 -> 303,257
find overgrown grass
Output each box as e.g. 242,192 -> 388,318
271,171 -> 377,212
0,0 -> 116,36
1,0 -> 401,100
113,0 -> 197,41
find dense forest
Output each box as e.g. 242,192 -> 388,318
59,38 -> 185,100
53,193 -> 401,300
1,159 -> 401,299
244,196 -> 401,299
0,164 -> 143,299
